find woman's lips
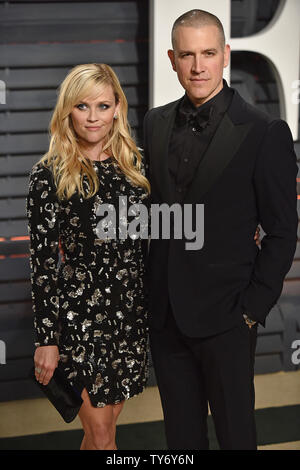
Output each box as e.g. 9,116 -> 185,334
85,127 -> 101,131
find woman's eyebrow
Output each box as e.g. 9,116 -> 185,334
78,98 -> 113,104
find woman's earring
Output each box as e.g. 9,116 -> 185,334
114,114 -> 118,120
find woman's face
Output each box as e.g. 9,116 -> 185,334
70,84 -> 120,147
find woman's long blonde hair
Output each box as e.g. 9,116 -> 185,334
38,63 -> 150,199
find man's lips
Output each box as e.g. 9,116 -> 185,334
190,78 -> 209,82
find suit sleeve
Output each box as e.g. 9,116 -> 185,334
242,119 -> 298,326
26,164 -> 61,347
141,110 -> 153,270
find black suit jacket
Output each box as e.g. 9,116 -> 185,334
143,87 -> 298,338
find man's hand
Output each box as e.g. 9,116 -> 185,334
34,345 -> 60,385
243,314 -> 257,329
254,226 -> 261,246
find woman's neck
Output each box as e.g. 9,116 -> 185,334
80,141 -> 109,162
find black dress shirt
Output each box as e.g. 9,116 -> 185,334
168,79 -> 234,203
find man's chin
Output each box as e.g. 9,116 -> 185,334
186,90 -> 212,105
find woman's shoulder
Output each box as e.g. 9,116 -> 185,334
31,159 -> 52,174
28,160 -> 57,193
30,160 -> 56,181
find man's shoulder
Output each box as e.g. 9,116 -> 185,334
144,98 -> 181,122
231,89 -> 294,148
240,96 -> 292,136
230,88 -> 276,126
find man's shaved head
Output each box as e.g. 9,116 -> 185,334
171,9 -> 226,50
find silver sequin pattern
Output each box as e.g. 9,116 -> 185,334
26,158 -> 149,407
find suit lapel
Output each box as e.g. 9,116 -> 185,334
183,96 -> 253,203
150,89 -> 253,205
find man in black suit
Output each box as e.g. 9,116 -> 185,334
143,9 -> 298,450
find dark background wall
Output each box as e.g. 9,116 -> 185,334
0,0 -> 299,402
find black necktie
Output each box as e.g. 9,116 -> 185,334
177,105 -> 214,130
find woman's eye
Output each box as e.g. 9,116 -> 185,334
75,103 -> 111,111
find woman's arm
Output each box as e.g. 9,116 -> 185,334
26,163 -> 61,347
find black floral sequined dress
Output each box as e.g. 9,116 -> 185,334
26,157 -> 149,407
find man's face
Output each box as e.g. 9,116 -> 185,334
168,25 -> 230,107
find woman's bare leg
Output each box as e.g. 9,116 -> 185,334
78,388 -> 125,450
80,433 -> 87,450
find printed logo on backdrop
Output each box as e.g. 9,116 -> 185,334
150,0 -> 300,140
292,80 -> 300,106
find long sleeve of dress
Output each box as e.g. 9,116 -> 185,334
26,163 -> 61,347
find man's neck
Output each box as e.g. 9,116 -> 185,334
187,80 -> 225,108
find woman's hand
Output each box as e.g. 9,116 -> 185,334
254,226 -> 261,246
34,345 -> 60,385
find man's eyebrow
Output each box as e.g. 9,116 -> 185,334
178,48 -> 218,54
203,48 -> 218,53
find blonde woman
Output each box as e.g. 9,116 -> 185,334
26,63 -> 150,450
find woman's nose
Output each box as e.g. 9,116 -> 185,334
87,108 -> 98,122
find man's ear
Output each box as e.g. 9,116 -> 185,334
168,49 -> 177,72
223,44 -> 231,69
